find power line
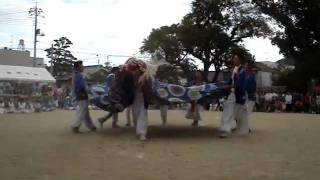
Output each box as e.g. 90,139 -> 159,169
0,8 -> 28,13
0,20 -> 32,25
0,22 -> 31,26
0,11 -> 27,16
0,18 -> 32,22
0,3 -> 27,7
1,46 -> 150,59
0,7 -> 27,11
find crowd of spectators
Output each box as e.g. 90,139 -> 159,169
0,84 -> 76,114
255,91 -> 320,114
209,83 -> 320,114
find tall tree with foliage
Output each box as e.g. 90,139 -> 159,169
141,25 -> 197,82
253,0 -> 320,91
178,0 -> 270,81
142,0 -> 271,82
45,37 -> 77,77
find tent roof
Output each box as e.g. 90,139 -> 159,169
0,65 -> 55,83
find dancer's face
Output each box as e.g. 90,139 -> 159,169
76,64 -> 84,72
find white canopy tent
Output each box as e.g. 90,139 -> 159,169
0,65 -> 55,83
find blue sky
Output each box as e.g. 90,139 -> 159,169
0,0 -> 283,68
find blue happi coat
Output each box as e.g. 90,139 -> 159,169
245,73 -> 256,101
234,66 -> 247,105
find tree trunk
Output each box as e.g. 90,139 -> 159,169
212,67 -> 221,83
181,66 -> 193,84
203,63 -> 210,83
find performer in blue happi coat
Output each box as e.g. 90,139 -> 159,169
245,61 -> 257,130
233,54 -> 249,135
219,53 -> 249,137
71,61 -> 96,133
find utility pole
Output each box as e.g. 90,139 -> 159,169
29,1 -> 43,67
33,2 -> 38,67
96,54 -> 100,65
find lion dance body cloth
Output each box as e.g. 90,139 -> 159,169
89,57 -> 228,113
90,81 -> 228,112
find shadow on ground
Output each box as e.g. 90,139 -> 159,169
99,125 -> 220,139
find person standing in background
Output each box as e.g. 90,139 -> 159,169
285,92 -> 293,112
186,70 -> 204,127
7,98 -> 16,113
245,61 -> 257,131
0,98 -> 6,114
153,78 -> 169,126
303,93 -> 311,113
71,61 -> 96,133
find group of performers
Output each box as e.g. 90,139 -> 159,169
70,53 -> 257,140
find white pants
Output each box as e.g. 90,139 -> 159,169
71,100 -> 95,129
245,100 -> 255,131
234,104 -> 249,135
247,100 -> 255,117
219,92 -> 237,133
132,90 -> 148,136
160,105 -> 168,125
126,106 -> 134,126
185,104 -> 202,121
0,108 -> 5,114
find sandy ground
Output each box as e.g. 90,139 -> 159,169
0,110 -> 320,180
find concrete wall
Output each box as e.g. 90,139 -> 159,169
208,70 -> 273,88
256,71 -> 272,87
0,49 -> 44,67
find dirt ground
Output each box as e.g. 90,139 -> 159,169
0,110 -> 320,180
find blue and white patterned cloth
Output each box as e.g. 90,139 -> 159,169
155,82 -> 226,103
90,82 -> 228,112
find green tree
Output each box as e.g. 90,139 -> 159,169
155,64 -> 188,84
178,0 -> 270,82
141,25 -> 197,82
253,0 -> 320,91
45,37 -> 77,77
142,0 -> 270,82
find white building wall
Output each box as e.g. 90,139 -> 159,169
257,71 -> 272,87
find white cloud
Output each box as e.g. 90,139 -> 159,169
243,38 -> 284,62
